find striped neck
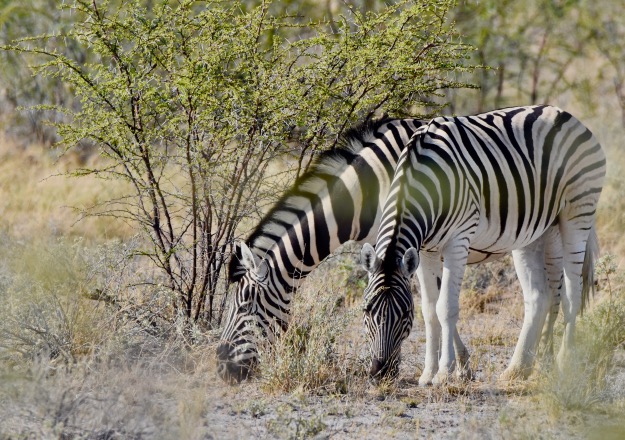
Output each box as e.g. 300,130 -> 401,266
229,118 -> 424,289
375,139 -> 427,270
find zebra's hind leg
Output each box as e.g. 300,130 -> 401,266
500,237 -> 551,381
538,226 -> 564,364
416,252 -> 443,386
557,221 -> 598,370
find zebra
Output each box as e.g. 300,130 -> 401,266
360,105 -> 605,385
216,118 -> 425,383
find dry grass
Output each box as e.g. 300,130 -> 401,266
1,237 -> 624,439
0,137 -> 133,242
258,249 -> 369,396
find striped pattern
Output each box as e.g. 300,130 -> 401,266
362,105 -> 605,384
216,118 -> 425,383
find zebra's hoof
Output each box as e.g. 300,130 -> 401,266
418,371 -> 435,387
455,365 -> 474,382
432,370 -> 451,386
498,366 -> 530,382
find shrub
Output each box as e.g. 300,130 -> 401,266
4,0 -> 477,327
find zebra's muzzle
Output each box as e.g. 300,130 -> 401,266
369,356 -> 400,382
216,342 -> 254,384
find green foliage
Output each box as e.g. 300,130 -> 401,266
451,0 -> 593,112
0,0 -> 88,144
3,0 -> 476,325
580,0 -> 625,126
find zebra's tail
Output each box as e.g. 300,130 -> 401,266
581,225 -> 599,315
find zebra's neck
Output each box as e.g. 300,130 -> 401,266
238,118 -> 423,291
374,137 -> 429,269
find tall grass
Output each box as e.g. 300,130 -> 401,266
258,250 -> 368,395
0,237 -> 104,365
0,234 -> 220,439
0,236 -> 147,366
538,257 -> 625,411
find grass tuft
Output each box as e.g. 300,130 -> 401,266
258,254 -> 368,395
0,237 -> 109,365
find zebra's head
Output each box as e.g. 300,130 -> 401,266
217,242 -> 280,384
361,243 -> 419,381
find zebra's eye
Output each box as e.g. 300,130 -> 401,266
238,302 -> 253,314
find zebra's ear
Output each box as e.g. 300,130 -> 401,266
401,247 -> 420,277
361,243 -> 381,273
228,242 -> 246,282
240,242 -> 260,272
236,241 -> 269,281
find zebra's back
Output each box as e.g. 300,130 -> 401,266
398,105 -> 605,256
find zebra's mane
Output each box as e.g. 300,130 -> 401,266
379,127 -> 427,274
229,118 -> 396,282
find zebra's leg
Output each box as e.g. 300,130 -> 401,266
433,239 -> 471,385
453,328 -> 472,381
539,226 -> 563,363
557,219 -> 597,369
416,251 -> 443,386
500,237 -> 551,381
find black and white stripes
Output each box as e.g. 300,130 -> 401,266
216,118 -> 424,383
361,105 -> 605,384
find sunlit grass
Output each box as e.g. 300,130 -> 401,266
0,138 -> 133,242
258,252 -> 369,395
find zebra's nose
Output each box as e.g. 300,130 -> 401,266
216,342 -> 254,384
370,358 -> 386,378
216,342 -> 233,361
217,360 -> 251,384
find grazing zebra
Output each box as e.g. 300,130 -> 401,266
361,105 -> 605,385
216,118 -> 425,383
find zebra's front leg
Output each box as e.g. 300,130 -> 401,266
416,252 -> 443,386
433,241 -> 470,385
500,239 -> 551,381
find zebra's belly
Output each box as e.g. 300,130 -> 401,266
466,249 -> 507,264
469,219 -> 550,256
